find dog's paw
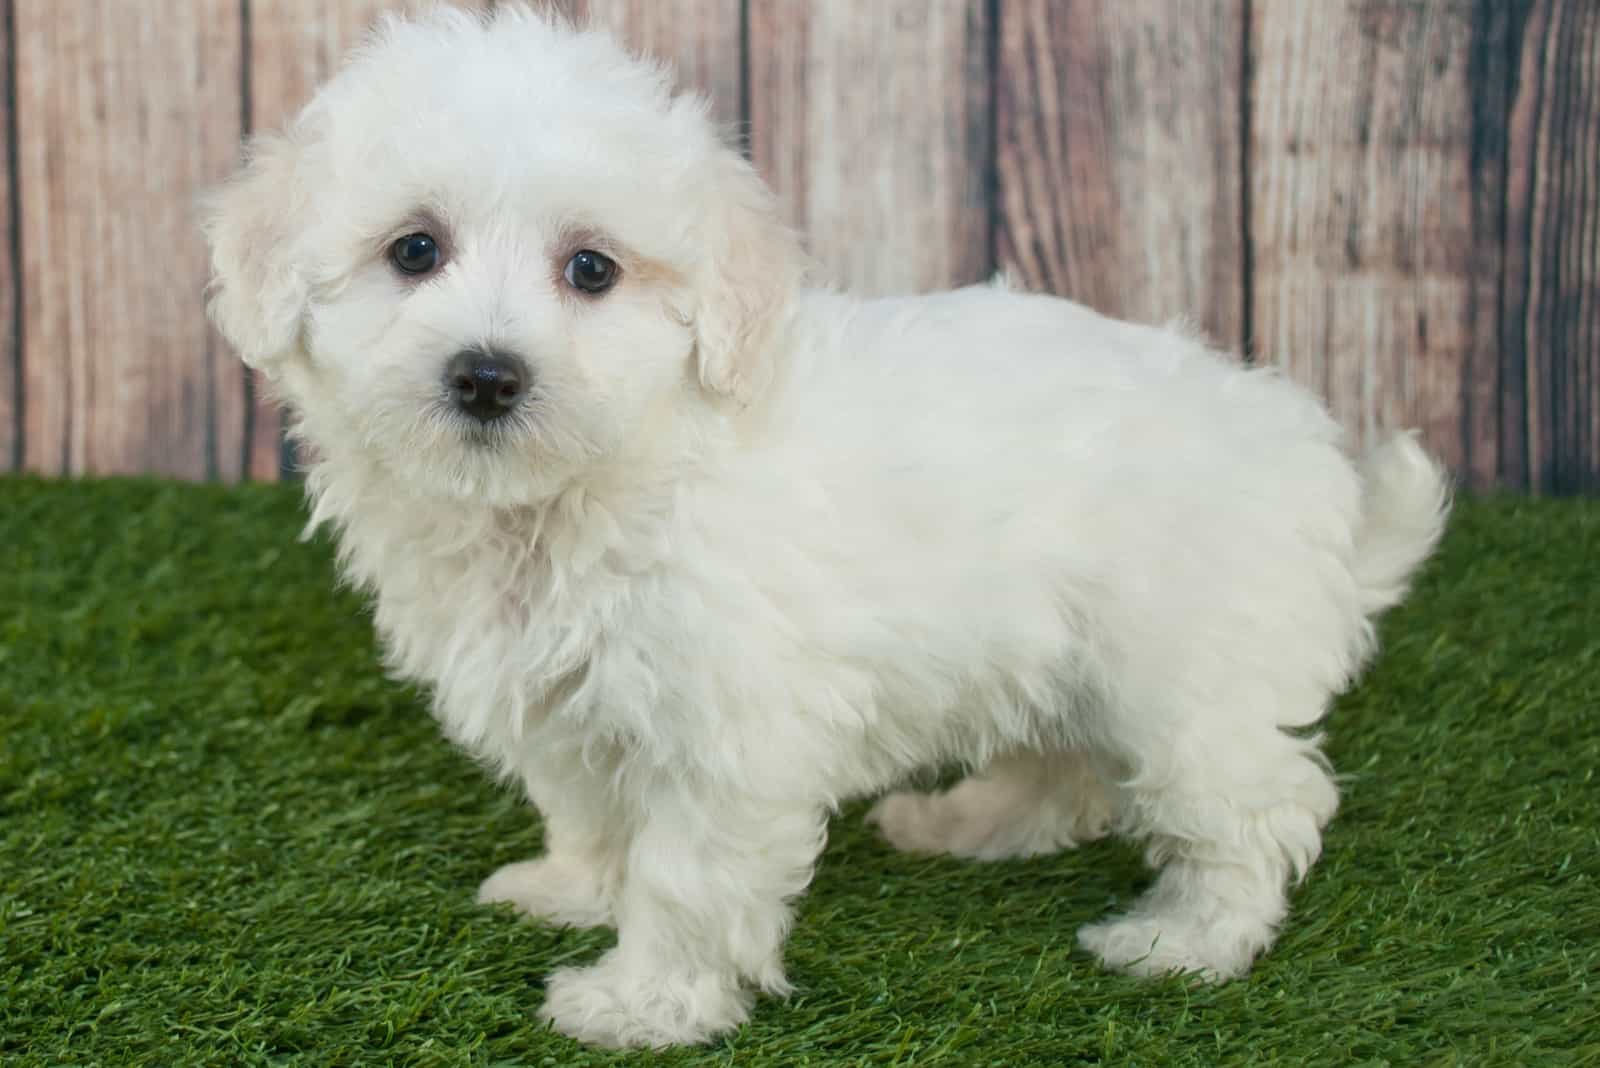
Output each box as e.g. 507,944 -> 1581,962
1077,912 -> 1257,982
866,791 -> 963,855
867,779 -> 1110,861
539,952 -> 751,1049
476,856 -> 613,929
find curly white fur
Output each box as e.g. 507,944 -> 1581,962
202,4 -> 1451,1049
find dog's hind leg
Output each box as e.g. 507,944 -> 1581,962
867,750 -> 1115,861
1076,711 -> 1339,981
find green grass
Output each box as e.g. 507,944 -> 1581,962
2,477 -> 1597,1067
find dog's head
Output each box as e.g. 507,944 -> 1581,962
203,4 -> 804,503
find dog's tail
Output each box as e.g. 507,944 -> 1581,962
1351,432 -> 1452,617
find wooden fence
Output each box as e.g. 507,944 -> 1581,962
0,1 -> 1595,492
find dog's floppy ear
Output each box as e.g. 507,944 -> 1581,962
201,133 -> 310,374
691,149 -> 808,405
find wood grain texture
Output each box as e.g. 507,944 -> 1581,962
579,0 -> 742,125
997,0 -> 1246,351
748,0 -> 993,296
0,0 -> 15,471
1503,0 -> 1600,494
1251,0 -> 1487,469
1458,0 -> 1527,490
1,0 -> 1595,492
16,0 -> 243,478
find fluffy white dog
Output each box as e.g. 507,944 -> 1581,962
203,4 -> 1450,1049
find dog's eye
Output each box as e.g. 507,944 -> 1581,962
564,250 -> 618,294
391,233 -> 440,275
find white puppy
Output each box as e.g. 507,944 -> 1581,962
204,4 -> 1450,1049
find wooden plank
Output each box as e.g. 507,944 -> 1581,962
0,0 -> 15,471
579,0 -> 742,126
1503,0 -> 1600,494
1251,0 -> 1486,471
748,0 -> 993,296
996,0 -> 1246,352
16,0 -> 243,479
1458,1 -> 1526,491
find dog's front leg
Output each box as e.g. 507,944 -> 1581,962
538,781 -> 826,1048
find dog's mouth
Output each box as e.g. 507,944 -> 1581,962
379,393 -> 592,507
427,396 -> 536,451
457,419 -> 512,450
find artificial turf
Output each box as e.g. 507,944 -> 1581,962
1,476 -> 1596,1066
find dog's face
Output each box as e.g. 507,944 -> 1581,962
204,7 -> 803,504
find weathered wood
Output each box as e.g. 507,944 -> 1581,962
997,0 -> 1246,352
2,0 -> 1594,493
1457,0 -> 1527,491
16,0 -> 244,479
748,0 -> 993,296
579,0 -> 743,126
1251,0 -> 1487,470
1503,0 -> 1600,494
0,0 -> 15,471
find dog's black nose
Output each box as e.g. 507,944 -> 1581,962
445,350 -> 527,423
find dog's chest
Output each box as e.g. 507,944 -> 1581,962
352,517 -> 630,768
